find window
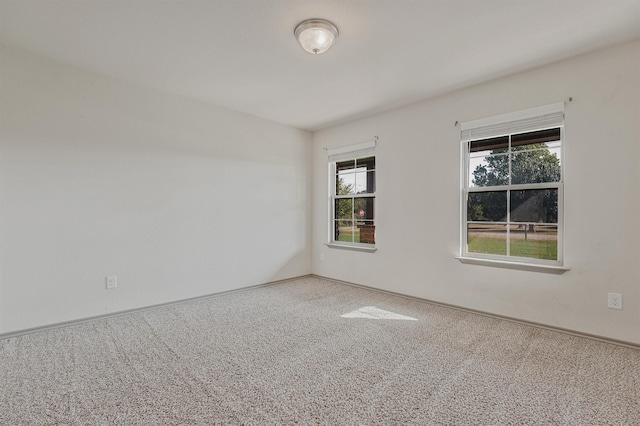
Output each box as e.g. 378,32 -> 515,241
328,141 -> 376,249
461,103 -> 564,266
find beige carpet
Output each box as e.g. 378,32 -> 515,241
1,276 -> 638,425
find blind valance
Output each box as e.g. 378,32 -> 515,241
327,140 -> 376,163
461,102 -> 564,142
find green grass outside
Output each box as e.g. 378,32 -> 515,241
338,231 -> 360,243
468,236 -> 557,260
341,229 -> 555,259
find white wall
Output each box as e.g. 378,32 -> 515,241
312,41 -> 640,344
0,46 -> 312,334
3,40 -> 638,344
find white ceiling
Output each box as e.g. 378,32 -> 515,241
1,0 -> 639,131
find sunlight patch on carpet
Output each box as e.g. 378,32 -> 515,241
341,306 -> 418,321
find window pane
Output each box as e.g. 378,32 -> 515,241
335,199 -> 353,220
468,153 -> 509,187
510,189 -> 558,223
353,197 -> 374,220
357,220 -> 375,244
467,223 -> 507,255
336,159 -> 357,195
548,143 -> 561,167
469,136 -> 509,156
511,150 -> 561,184
335,220 -> 355,242
336,171 -> 355,195
467,191 -> 507,222
355,156 -> 375,170
509,224 -> 558,260
511,128 -> 560,149
336,160 -> 355,172
354,170 -> 375,193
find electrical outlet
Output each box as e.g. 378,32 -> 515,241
320,253 -> 325,262
106,275 -> 117,289
608,292 -> 622,310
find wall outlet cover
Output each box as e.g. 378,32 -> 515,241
607,292 -> 622,310
106,275 -> 117,289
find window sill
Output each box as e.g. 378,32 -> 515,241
326,243 -> 377,253
455,256 -> 569,274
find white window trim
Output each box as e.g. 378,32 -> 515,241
325,242 -> 378,252
459,103 -> 568,272
327,139 -> 377,251
455,256 -> 569,274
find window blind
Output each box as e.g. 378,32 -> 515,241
461,102 -> 564,142
327,140 -> 376,163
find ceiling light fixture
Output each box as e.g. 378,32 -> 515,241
294,19 -> 339,55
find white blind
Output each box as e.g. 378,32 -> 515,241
461,102 -> 564,142
327,140 -> 376,163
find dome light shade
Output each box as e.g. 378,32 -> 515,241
294,19 -> 338,54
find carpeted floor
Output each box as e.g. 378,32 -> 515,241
1,276 -> 639,425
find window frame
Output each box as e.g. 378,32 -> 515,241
327,141 -> 377,251
459,104 -> 566,269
